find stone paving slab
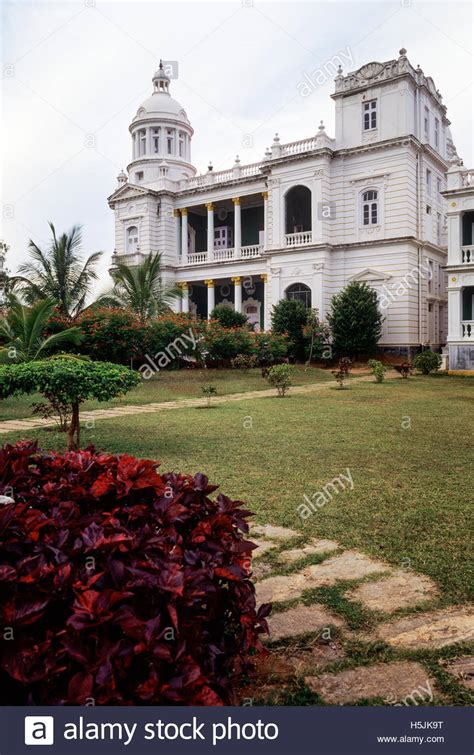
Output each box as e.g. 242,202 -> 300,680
347,569 -> 438,613
305,661 -> 436,705
301,550 -> 390,588
373,606 -> 474,650
441,656 -> 474,691
252,524 -> 300,540
255,574 -> 306,604
252,539 -> 279,559
268,603 -> 345,641
278,538 -> 339,563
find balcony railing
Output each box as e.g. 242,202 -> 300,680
285,231 -> 313,247
461,245 -> 474,264
180,244 -> 264,265
462,321 -> 474,340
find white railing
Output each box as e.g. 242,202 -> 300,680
462,245 -> 474,264
285,231 -> 313,247
280,137 -> 318,156
185,161 -> 263,189
462,321 -> 474,340
111,252 -> 147,267
184,252 -> 207,264
241,244 -> 263,258
213,248 -> 234,261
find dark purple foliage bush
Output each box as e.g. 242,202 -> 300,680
0,442 -> 269,705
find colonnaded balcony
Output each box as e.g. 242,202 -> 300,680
176,191 -> 267,266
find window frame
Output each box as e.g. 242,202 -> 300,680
363,99 -> 377,132
362,189 -> 379,226
126,225 -> 139,253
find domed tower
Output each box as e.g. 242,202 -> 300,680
127,61 -> 195,185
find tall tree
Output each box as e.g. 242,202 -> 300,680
99,253 -> 180,322
327,282 -> 383,358
0,297 -> 83,363
13,222 -> 102,320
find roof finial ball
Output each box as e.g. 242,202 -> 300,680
399,47 -> 407,57
318,120 -> 326,132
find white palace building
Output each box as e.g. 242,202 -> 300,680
108,49 -> 470,359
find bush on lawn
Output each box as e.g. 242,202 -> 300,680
48,308 -> 146,365
253,332 -> 289,368
413,350 -> 442,375
0,442 -> 270,706
266,363 -> 294,397
0,359 -> 140,450
203,321 -> 255,365
271,299 -> 308,361
328,282 -> 383,358
144,313 -> 203,368
210,305 -> 249,329
368,359 -> 387,383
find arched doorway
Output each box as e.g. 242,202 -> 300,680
285,185 -> 312,235
286,282 -> 312,309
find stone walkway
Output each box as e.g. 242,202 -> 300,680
0,374 -> 375,435
250,524 -> 474,704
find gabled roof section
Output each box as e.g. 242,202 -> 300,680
107,183 -> 159,205
349,268 -> 392,283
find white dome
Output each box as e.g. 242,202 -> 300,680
133,92 -> 190,124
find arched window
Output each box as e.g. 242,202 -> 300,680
362,190 -> 378,226
285,185 -> 312,234
286,282 -> 312,309
126,226 -> 139,252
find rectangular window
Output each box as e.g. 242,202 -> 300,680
152,128 -> 160,153
363,100 -> 377,131
434,118 -> 440,148
167,129 -> 174,155
426,205 -> 432,214
424,107 -> 430,138
426,169 -> 432,196
178,132 -> 185,157
135,171 -> 144,182
139,130 -> 146,156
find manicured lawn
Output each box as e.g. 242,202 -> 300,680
0,365 -> 333,420
2,374 -> 472,604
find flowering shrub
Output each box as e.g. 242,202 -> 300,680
413,350 -> 442,375
54,308 -> 146,365
0,442 -> 270,706
144,314 -> 203,367
253,332 -> 289,367
203,321 -> 255,365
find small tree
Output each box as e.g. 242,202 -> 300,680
266,363 -> 294,397
0,359 -> 140,450
210,304 -> 249,329
328,282 -> 383,358
201,384 -> 218,407
271,299 -> 307,361
413,350 -> 442,375
368,359 -> 387,383
332,357 -> 352,389
303,308 -> 331,364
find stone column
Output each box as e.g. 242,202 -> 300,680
206,202 -> 214,260
174,209 -> 181,256
261,273 -> 269,330
180,209 -> 188,258
146,127 -> 151,155
447,287 -> 462,340
233,197 -> 241,258
312,263 -> 325,317
205,279 -> 215,319
262,191 -> 268,250
232,276 -> 242,313
180,282 -> 189,313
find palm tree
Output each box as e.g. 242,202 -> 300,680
13,222 -> 102,320
0,297 -> 83,363
99,252 -> 180,322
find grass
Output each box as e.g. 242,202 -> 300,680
2,371 -> 473,706
2,373 -> 472,604
0,364 -> 333,421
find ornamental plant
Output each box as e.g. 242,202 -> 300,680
253,332 -> 289,369
0,359 -> 140,450
203,321 -> 254,365
332,357 -> 352,389
368,359 -> 387,383
328,282 -> 383,358
271,299 -> 308,361
394,362 -> 412,379
266,363 -> 294,397
0,442 -> 270,706
413,350 -> 442,375
210,305 -> 249,329
201,384 -> 218,407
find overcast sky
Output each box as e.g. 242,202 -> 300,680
2,0 -> 472,292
